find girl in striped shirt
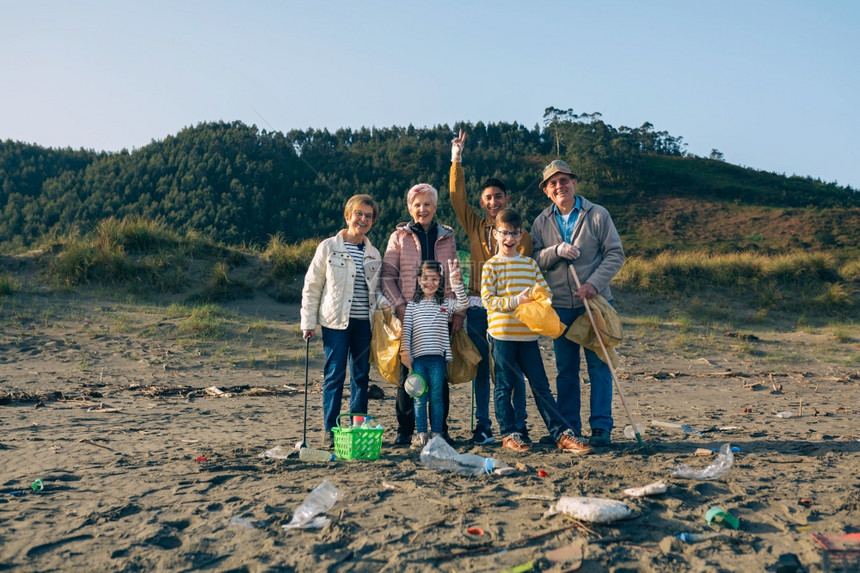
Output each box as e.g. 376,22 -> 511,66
400,258 -> 468,448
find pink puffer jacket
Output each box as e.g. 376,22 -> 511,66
381,221 -> 462,314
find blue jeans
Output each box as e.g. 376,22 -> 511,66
467,306 -> 526,432
411,355 -> 447,434
321,319 -> 371,432
553,306 -> 614,433
490,337 -> 566,440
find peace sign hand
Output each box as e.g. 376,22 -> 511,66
451,129 -> 466,162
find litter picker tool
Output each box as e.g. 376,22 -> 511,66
295,335 -> 311,452
569,265 -> 645,448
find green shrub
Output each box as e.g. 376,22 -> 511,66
267,234 -> 319,278
0,273 -> 16,296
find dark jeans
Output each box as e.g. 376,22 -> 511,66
490,336 -> 566,440
553,306 -> 614,434
396,364 -> 449,436
412,355 -> 446,434
466,306 -> 526,433
320,319 -> 371,432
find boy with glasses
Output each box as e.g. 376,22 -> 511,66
481,208 -> 592,454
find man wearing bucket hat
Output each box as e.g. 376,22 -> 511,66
531,160 -> 625,448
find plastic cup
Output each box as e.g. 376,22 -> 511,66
404,372 -> 427,398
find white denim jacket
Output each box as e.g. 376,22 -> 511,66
300,231 -> 388,331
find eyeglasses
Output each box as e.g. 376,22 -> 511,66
352,210 -> 375,220
495,229 -> 522,238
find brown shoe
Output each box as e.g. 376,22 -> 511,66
501,432 -> 531,452
557,430 -> 593,455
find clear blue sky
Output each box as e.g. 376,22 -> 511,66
2,0 -> 858,188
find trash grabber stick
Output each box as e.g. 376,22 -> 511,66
470,379 -> 475,432
569,265 -> 645,448
299,335 -> 310,450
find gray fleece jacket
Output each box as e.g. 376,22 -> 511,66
531,196 -> 625,309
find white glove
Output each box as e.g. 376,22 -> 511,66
516,287 -> 532,307
557,243 -> 580,260
451,129 -> 465,162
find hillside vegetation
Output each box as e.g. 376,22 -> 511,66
2,109 -> 857,259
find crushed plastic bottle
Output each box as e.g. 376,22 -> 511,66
282,479 -> 341,531
775,411 -> 794,418
670,443 -> 735,480
623,424 -> 645,439
651,419 -> 700,435
420,436 -> 513,476
259,446 -> 291,460
677,532 -> 725,543
298,448 -> 336,462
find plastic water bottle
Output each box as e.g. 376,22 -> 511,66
677,532 -> 723,543
670,443 -> 735,480
283,480 -> 341,530
298,448 -> 335,462
420,436 -> 505,476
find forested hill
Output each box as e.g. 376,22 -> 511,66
2,110 -> 858,256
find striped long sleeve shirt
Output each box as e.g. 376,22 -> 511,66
401,281 -> 468,361
481,254 -> 551,341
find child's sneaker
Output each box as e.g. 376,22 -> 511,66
411,432 -> 429,449
557,429 -> 593,455
501,432 -> 531,452
471,427 -> 495,445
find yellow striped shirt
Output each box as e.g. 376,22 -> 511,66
481,254 -> 551,341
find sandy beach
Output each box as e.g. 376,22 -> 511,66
1,287 -> 858,572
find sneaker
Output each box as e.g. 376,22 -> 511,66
322,430 -> 334,450
471,427 -> 495,445
410,432 -> 429,449
394,431 -> 412,446
541,429 -> 583,445
430,432 -> 445,441
557,429 -> 593,455
589,429 -> 612,447
520,429 -> 533,446
501,432 -> 531,452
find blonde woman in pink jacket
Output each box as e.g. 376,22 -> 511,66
381,183 -> 463,446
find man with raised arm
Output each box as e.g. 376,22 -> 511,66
449,130 -> 532,446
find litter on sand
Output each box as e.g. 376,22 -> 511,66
259,446 -> 291,460
548,496 -> 634,523
671,443 -> 734,480
282,480 -> 340,531
623,481 -> 667,497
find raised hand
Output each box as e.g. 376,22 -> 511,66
447,258 -> 462,283
451,129 -> 466,162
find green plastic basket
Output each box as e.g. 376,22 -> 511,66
332,413 -> 384,460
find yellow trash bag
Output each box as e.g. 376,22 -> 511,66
565,294 -> 623,368
447,329 -> 481,385
370,307 -> 402,385
512,283 -> 566,339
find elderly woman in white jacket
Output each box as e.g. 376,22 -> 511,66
301,194 -> 386,448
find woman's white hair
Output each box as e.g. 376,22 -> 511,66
406,183 -> 438,206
